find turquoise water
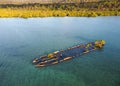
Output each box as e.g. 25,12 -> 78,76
0,17 -> 120,86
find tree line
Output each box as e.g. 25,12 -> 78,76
0,0 -> 119,18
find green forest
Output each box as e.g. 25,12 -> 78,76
0,1 -> 120,18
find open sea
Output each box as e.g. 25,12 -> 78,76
0,17 -> 120,86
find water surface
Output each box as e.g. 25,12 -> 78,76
0,17 -> 120,86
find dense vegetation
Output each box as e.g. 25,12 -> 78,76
0,1 -> 120,18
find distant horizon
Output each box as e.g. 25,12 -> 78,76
0,0 -> 105,4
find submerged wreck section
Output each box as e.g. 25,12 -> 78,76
32,40 -> 105,67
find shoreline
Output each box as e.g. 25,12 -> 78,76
0,16 -> 120,18
0,16 -> 119,19
0,1 -> 119,18
0,10 -> 119,18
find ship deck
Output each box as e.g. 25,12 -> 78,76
33,42 -> 98,67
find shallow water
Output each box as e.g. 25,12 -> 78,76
0,17 -> 120,86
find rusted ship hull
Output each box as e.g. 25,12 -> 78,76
32,40 -> 105,67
